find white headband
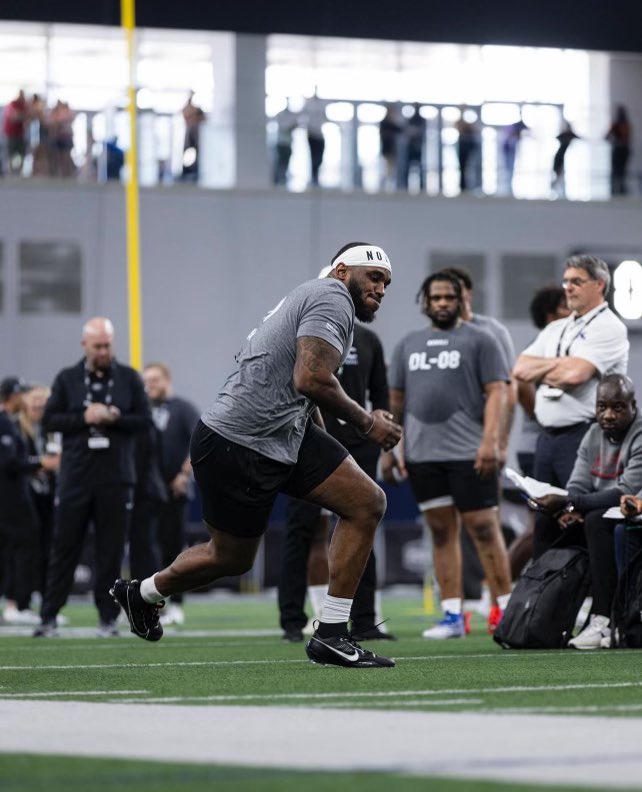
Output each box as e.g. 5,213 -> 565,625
330,245 -> 391,273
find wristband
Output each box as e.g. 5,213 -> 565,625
363,416 -> 376,436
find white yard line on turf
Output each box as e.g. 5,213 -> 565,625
0,652 -> 609,672
115,680 -> 642,704
0,690 -> 148,698
313,698 -> 484,708
0,627 -> 281,638
2,700 -> 642,789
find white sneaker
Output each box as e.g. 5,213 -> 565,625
3,606 -> 41,625
568,614 -> 610,650
422,612 -> 465,639
575,596 -> 592,628
159,603 -> 185,626
302,618 -> 316,636
56,613 -> 69,627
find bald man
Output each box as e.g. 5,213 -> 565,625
34,318 -> 151,638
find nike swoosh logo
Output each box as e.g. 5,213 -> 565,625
316,638 -> 360,662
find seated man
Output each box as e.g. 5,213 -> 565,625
534,374 -> 642,649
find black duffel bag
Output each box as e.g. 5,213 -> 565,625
494,545 -> 590,649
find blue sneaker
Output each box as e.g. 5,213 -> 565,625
422,611 -> 465,639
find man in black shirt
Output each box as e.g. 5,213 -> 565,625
0,377 -> 58,622
129,362 -> 200,627
278,321 -> 393,641
33,318 -> 151,637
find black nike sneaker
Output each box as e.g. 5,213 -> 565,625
305,630 -> 395,668
351,624 -> 398,641
110,579 -> 164,642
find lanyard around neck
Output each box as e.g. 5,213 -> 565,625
555,305 -> 607,358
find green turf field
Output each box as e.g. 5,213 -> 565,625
1,592 -> 642,790
0,754 -> 616,792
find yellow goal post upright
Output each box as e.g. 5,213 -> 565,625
121,0 -> 143,370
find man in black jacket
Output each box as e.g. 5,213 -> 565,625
1,377 -> 59,623
129,362 -> 200,627
34,317 -> 151,637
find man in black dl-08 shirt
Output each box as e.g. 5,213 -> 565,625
34,317 -> 151,638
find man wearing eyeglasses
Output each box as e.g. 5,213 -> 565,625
513,254 -> 629,556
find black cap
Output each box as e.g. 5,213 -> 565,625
0,377 -> 29,401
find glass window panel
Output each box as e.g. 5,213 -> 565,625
19,241 -> 82,314
500,254 -> 558,320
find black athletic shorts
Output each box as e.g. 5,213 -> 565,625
190,420 -> 349,537
406,459 -> 498,514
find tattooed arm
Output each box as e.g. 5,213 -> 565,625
293,336 -> 371,432
293,336 -> 402,450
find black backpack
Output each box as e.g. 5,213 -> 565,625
494,545 -> 590,649
610,548 -> 642,648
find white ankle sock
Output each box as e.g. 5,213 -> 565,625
441,597 -> 462,615
307,584 -> 328,619
497,593 -> 511,610
320,594 -> 352,624
140,575 -> 164,603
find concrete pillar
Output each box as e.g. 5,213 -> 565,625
200,33 -> 269,189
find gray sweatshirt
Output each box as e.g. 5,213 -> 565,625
567,412 -> 642,512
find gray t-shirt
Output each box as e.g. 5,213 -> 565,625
471,313 -> 515,372
389,322 -> 509,463
202,278 -> 354,464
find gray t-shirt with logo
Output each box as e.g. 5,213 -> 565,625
389,322 -> 509,462
201,278 -> 354,464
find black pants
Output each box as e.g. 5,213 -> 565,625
583,509 -> 618,617
278,448 -> 379,632
130,494 -> 188,604
0,507 -> 39,610
533,423 -> 591,558
41,485 -> 132,623
308,134 -> 325,185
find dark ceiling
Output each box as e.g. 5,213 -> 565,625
2,1 -> 642,54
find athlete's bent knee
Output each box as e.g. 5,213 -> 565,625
357,482 -> 386,525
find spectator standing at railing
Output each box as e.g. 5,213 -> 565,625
501,116 -> 527,195
48,100 -> 75,179
606,105 -> 632,196
272,103 -> 298,186
379,104 -> 402,191
303,95 -> 326,187
2,90 -> 27,176
399,104 -> 426,192
181,92 -> 206,182
552,121 -> 580,197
